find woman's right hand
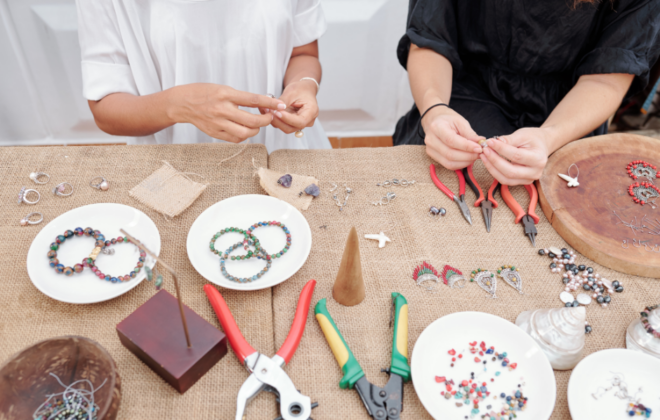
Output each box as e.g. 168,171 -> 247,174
421,105 -> 483,170
169,83 -> 286,143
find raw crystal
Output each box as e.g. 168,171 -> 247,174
277,174 -> 292,188
304,183 -> 320,197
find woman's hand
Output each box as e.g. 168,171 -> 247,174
170,83 -> 286,143
422,105 -> 483,170
480,127 -> 551,185
269,79 -> 319,134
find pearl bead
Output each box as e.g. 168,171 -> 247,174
100,181 -> 109,191
20,218 -> 27,226
29,172 -> 37,180
294,130 -> 304,138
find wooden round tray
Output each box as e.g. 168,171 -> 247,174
538,133 -> 660,278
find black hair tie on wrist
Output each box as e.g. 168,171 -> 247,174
417,103 -> 450,140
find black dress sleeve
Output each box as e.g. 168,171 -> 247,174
575,0 -> 660,94
397,0 -> 462,71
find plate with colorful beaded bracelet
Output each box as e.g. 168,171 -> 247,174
26,203 -> 161,304
186,194 -> 312,291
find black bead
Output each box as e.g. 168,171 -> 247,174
585,326 -> 592,334
583,284 -> 591,290
572,301 -> 580,307
565,264 -> 573,271
596,296 -> 604,304
587,267 -> 594,273
562,253 -> 571,260
587,277 -> 594,282
563,278 -> 569,284
599,286 -> 605,293
612,280 -> 620,287
561,248 -> 568,254
565,302 -> 573,307
615,286 -> 624,293
548,252 -> 556,258
550,263 -> 556,268
572,268 -> 579,275
578,265 -> 586,271
538,249 -> 545,255
604,296 -> 611,303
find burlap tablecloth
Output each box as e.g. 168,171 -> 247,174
0,144 -> 276,419
0,143 -> 657,420
269,146 -> 659,420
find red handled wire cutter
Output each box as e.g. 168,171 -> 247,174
204,280 -> 317,420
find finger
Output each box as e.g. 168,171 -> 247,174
486,137 -> 539,166
427,132 -> 480,162
258,107 -> 270,115
229,91 -> 286,110
218,120 -> 260,140
227,108 -> 273,128
425,143 -> 474,171
276,107 -> 315,129
271,116 -> 298,134
433,124 -> 482,154
454,118 -> 482,142
213,131 -> 243,143
481,147 -> 538,184
480,152 -> 531,185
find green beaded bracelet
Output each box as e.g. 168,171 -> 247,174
220,240 -> 272,283
209,227 -> 261,257
246,221 -> 291,259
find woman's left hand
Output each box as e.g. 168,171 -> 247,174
269,80 -> 319,134
480,127 -> 551,185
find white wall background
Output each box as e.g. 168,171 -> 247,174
0,0 -> 414,145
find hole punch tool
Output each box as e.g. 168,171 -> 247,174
315,293 -> 410,419
462,163 -> 500,232
500,184 -> 540,246
429,164 -> 472,225
204,280 -> 318,420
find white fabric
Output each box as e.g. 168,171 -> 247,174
77,0 -> 330,152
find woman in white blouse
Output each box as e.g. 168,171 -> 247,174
76,0 -> 330,152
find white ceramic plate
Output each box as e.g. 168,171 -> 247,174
411,311 -> 556,420
27,203 -> 160,304
186,194 -> 312,291
568,349 -> 660,420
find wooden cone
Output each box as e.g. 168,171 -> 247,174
332,227 -> 365,306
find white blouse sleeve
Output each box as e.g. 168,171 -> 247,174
292,0 -> 327,47
76,0 -> 138,100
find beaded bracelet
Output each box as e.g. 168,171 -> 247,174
220,239 -> 272,283
47,227 -> 106,276
246,221 -> 291,259
86,236 -> 146,283
641,305 -> 660,339
210,227 -> 262,257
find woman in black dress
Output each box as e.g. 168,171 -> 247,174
394,0 -> 660,185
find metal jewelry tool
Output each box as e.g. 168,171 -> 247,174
315,293 -> 410,420
462,163 -> 499,232
204,280 -> 318,420
500,184 -> 540,246
429,164 -> 472,225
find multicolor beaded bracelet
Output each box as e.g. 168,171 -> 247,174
219,239 -> 272,283
210,227 -> 261,257
246,221 -> 291,259
641,305 -> 660,339
47,227 -> 106,276
86,236 -> 146,283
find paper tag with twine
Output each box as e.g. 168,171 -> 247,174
130,161 -> 207,218
256,166 -> 319,211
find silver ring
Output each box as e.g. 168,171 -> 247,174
52,182 -> 74,197
18,187 -> 40,204
20,212 -> 43,226
29,172 -> 50,185
90,176 -> 109,191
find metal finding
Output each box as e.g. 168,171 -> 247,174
333,185 -> 353,211
372,192 -> 396,206
377,178 -> 415,187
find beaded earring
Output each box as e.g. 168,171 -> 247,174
497,265 -> 523,294
412,262 -> 439,292
471,269 -> 497,298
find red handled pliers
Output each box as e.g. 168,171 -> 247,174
500,184 -> 540,246
462,164 -> 500,232
429,164 -> 472,225
204,280 -> 317,420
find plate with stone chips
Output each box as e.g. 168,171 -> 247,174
186,194 -> 312,290
26,203 -> 161,304
411,311 -> 556,419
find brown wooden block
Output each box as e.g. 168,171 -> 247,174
116,289 -> 227,394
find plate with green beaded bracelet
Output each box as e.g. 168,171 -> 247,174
187,194 -> 312,291
26,203 -> 161,304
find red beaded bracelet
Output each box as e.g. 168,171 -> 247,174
85,236 -> 146,283
641,305 -> 660,339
